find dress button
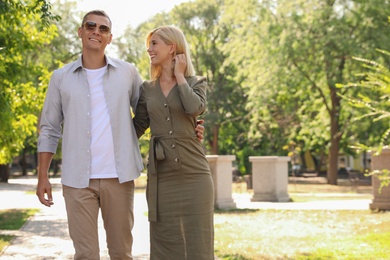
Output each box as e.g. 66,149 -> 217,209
174,158 -> 179,163
164,103 -> 168,107
171,144 -> 175,148
169,130 -> 173,135
166,117 -> 170,121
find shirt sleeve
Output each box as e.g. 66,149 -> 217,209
133,83 -> 150,139
37,70 -> 63,153
130,64 -> 143,114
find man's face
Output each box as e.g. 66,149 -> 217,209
78,14 -> 112,52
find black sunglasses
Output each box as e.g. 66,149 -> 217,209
83,21 -> 111,35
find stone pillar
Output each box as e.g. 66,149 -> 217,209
370,147 -> 390,210
249,156 -> 290,202
206,155 -> 236,209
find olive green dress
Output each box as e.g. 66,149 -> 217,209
133,76 -> 214,260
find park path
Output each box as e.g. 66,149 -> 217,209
0,176 -> 150,259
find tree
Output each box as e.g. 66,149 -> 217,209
340,49 -> 390,188
0,0 -> 58,181
223,0 -> 390,184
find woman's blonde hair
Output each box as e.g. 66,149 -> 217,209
146,26 -> 195,80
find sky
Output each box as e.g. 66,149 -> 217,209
76,0 -> 191,36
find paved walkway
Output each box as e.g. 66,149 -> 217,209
0,176 -> 372,259
0,177 -> 150,260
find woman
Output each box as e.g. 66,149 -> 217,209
133,26 -> 215,259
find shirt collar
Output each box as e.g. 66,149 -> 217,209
72,55 -> 117,72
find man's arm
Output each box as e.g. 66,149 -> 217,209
36,152 -> 55,207
196,119 -> 205,142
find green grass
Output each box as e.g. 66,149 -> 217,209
0,209 -> 38,230
214,209 -> 390,260
0,235 -> 14,253
0,209 -> 39,252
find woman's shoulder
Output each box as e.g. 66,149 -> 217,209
186,75 -> 207,86
141,80 -> 160,95
142,79 -> 157,88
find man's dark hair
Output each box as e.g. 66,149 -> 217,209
82,10 -> 112,28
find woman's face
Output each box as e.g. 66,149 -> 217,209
147,33 -> 174,66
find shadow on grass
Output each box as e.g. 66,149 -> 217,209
214,208 -> 260,214
0,234 -> 15,252
0,209 -> 39,230
215,250 -> 252,260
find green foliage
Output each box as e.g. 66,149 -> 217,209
0,0 -> 58,165
341,50 -> 390,147
221,0 -> 390,181
339,49 -> 390,187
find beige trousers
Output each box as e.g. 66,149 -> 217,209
63,179 -> 134,260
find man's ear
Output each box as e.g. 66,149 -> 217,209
107,33 -> 113,44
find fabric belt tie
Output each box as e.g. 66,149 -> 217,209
147,133 -> 196,222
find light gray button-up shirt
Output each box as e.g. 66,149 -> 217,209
38,55 -> 144,188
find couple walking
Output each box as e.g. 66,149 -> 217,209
36,9 -> 215,260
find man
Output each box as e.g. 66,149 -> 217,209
36,10 -> 203,259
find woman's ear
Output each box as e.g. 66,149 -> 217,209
170,44 -> 176,55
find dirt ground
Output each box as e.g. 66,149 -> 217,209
231,175 -> 373,196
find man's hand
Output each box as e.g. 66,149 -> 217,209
36,178 -> 54,207
196,119 -> 205,142
36,152 -> 55,207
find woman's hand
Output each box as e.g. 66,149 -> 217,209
173,54 -> 186,84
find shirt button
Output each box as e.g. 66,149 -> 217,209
169,130 -> 173,135
171,144 -> 175,149
164,103 -> 168,107
174,158 -> 179,163
166,117 -> 170,121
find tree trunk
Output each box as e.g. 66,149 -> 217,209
327,91 -> 342,185
21,148 -> 27,176
0,164 -> 10,183
327,137 -> 339,185
211,124 -> 219,154
53,159 -> 59,176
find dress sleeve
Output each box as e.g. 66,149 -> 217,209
177,76 -> 207,116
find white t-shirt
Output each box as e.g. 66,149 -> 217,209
85,66 -> 118,179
